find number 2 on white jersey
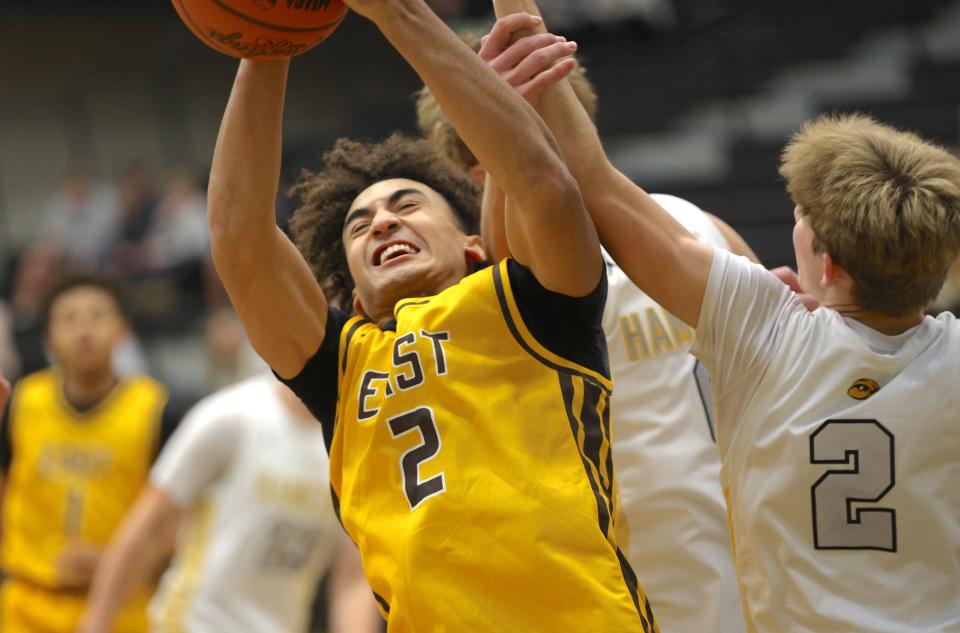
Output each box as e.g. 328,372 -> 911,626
809,419 -> 897,552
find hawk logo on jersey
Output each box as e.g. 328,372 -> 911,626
847,378 -> 880,400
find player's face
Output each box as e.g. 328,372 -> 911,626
343,179 -> 484,319
46,287 -> 127,376
792,206 -> 825,299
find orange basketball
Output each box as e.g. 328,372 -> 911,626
171,0 -> 349,60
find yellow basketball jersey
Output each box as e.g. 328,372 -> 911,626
333,260 -> 657,632
1,369 -> 167,587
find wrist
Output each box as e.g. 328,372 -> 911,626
360,0 -> 421,29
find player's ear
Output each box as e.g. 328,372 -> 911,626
464,234 -> 487,267
820,251 -> 849,289
467,164 -> 487,188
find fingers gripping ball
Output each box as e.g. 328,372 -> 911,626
172,0 -> 349,60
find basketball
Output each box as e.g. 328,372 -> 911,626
171,0 -> 349,60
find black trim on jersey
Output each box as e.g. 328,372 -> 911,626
394,299 -> 430,316
330,484 -> 344,527
601,396 -> 616,507
692,360 -> 717,443
0,394 -> 12,474
277,307 -> 354,452
579,380 -> 614,514
341,316 -> 369,374
559,372 -> 651,630
559,373 -> 611,536
617,547 -> 653,633
493,264 -> 611,393
373,592 -> 391,615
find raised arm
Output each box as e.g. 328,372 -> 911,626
208,60 -> 328,378
347,0 -> 600,296
78,486 -> 180,633
488,0 -> 715,325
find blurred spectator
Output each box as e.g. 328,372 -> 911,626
426,0 -> 488,19
204,307 -> 268,392
144,173 -> 208,271
42,169 -> 119,269
124,172 -> 211,333
0,300 -> 21,381
425,0 -> 675,28
9,238 -> 64,375
108,162 -> 159,274
537,0 -> 675,28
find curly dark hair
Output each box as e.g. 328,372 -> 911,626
289,133 -> 481,310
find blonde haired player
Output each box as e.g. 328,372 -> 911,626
78,376 -> 379,633
489,6 -> 960,630
418,30 -> 750,633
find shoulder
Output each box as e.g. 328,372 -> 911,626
189,376 -> 277,424
124,373 -> 170,401
15,369 -> 55,393
7,369 -> 56,411
650,193 -> 729,249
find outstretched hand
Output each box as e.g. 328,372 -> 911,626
56,542 -> 102,588
771,266 -> 819,311
479,13 -> 578,105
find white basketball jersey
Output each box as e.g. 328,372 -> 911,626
694,249 -> 960,632
149,377 -> 339,633
604,194 -> 745,633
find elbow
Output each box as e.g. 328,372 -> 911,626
533,166 -> 584,220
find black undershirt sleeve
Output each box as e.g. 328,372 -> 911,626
152,396 -> 193,463
0,395 -> 12,474
506,259 -> 610,379
276,307 -> 351,452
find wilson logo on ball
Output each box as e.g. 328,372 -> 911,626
172,0 -> 348,60
252,0 -> 336,11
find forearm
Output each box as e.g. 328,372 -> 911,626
491,0 -> 610,188
205,59 -> 327,377
81,490 -> 179,633
208,59 -> 288,244
369,1 -> 573,215
328,542 -> 381,633
480,174 -> 510,262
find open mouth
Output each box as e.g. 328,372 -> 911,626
373,241 -> 421,266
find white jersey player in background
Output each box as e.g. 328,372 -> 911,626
496,12 -> 960,630
417,22 -> 751,633
78,376 -> 380,633
600,194 -> 747,633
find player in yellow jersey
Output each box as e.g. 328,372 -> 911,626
0,276 -> 177,633
206,0 -> 656,631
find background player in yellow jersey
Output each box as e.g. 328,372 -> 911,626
207,0 -> 656,630
0,276 -> 178,633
